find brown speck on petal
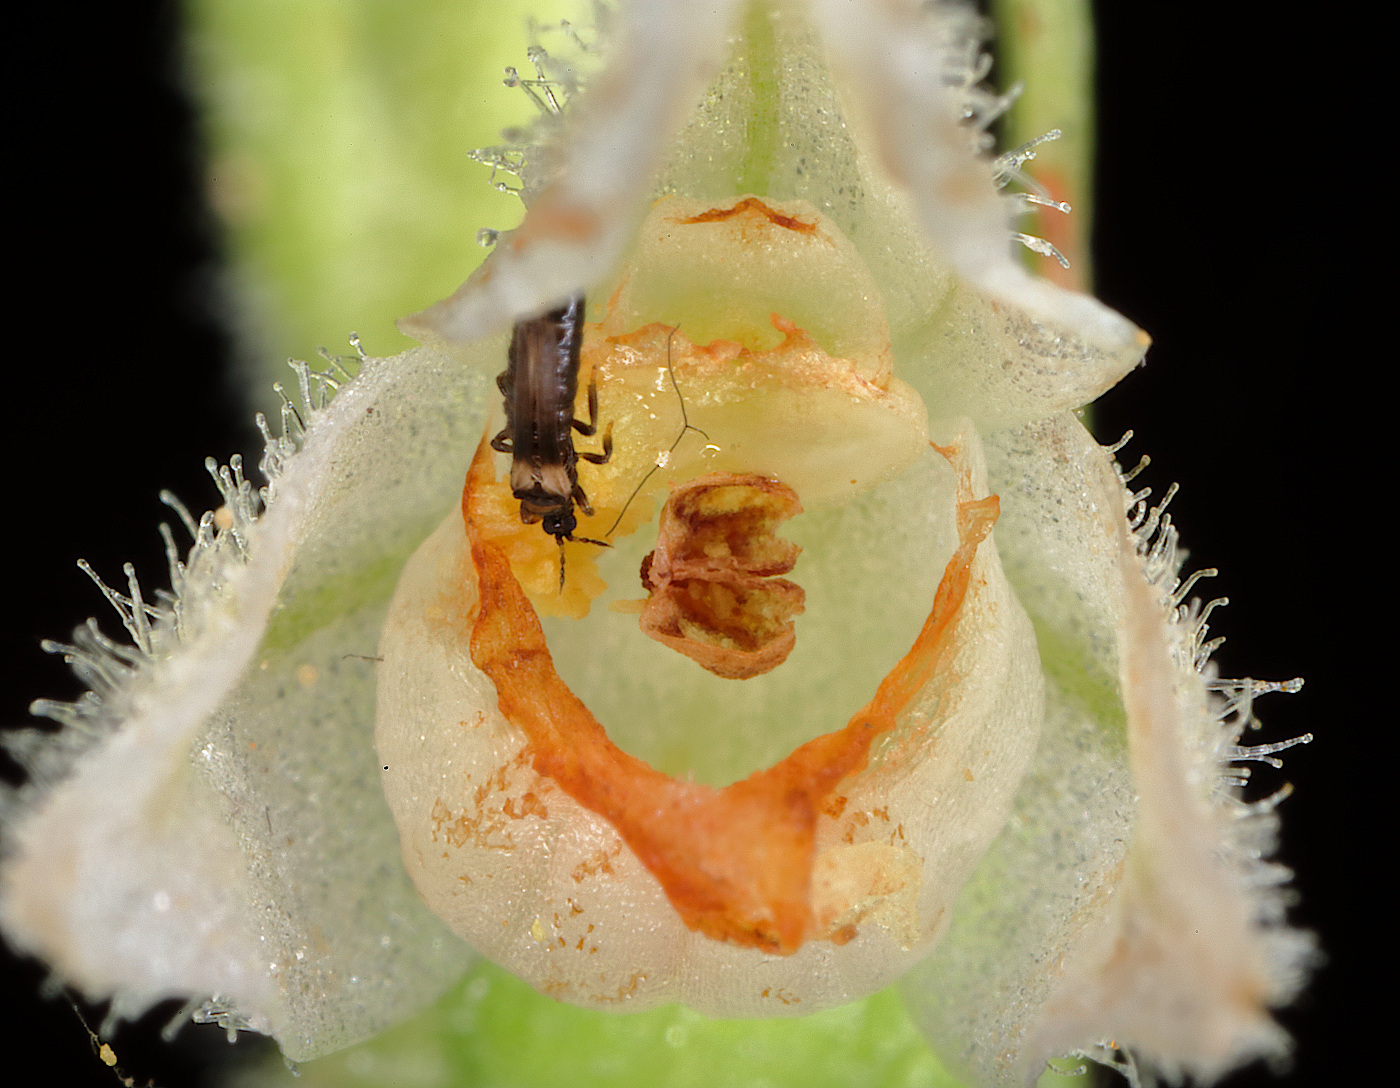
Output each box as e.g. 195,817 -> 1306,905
638,474 -> 805,679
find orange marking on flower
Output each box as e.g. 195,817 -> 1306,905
460,437 -> 996,954
502,791 -> 548,820
677,196 -> 819,235
570,846 -> 619,884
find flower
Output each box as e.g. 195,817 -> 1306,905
0,2 -> 1311,1085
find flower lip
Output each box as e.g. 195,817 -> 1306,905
375,414 -> 1044,1013
458,433 -> 1002,956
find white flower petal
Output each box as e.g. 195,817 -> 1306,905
4,345 -> 500,1058
410,2 -> 1147,436
901,413 -> 1311,1084
899,412 -> 1136,1084
808,0 -> 1145,368
401,0 -> 747,345
1023,434 -> 1314,1081
3,714 -> 273,1026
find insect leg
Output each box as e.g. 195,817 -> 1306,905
572,372 -> 612,463
489,428 -> 514,454
579,422 -> 612,465
572,377 -> 600,436
571,480 -> 595,518
563,484 -> 613,549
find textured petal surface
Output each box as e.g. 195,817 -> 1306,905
4,345 -> 501,1059
1021,432 -> 1313,1081
808,0 -> 1144,365
408,2 -> 1148,429
644,2 -> 1148,427
377,422 -> 1043,1015
903,414 -> 1311,1084
900,413 -> 1135,1085
401,0 -> 747,344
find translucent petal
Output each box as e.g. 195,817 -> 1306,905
377,421 -> 1043,1014
902,414 -> 1311,1084
1022,428 -> 1313,1080
2,2 -> 1306,1082
401,0 -> 749,344
408,3 -> 1149,433
807,0 -> 1145,369
900,412 -> 1136,1085
3,345 -> 500,1059
2,716 -> 274,1026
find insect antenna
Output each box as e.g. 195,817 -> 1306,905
604,325 -> 711,538
556,534 -> 612,593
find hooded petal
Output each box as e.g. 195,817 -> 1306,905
406,1 -> 1149,433
807,0 -> 1142,360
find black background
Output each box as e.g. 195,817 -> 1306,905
1,2 -> 1368,1086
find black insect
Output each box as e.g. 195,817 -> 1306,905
492,295 -> 612,586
